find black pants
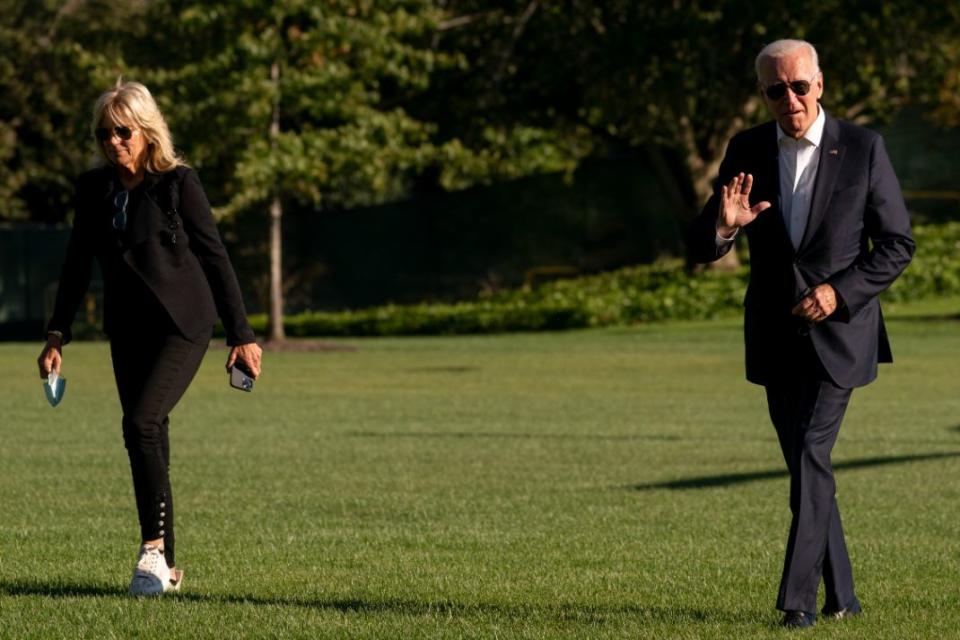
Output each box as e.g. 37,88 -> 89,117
765,368 -> 856,614
110,328 -> 209,569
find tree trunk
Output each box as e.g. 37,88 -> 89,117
268,194 -> 285,342
675,95 -> 762,272
267,60 -> 286,342
646,143 -> 742,271
691,159 -> 741,271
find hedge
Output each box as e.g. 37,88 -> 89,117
236,221 -> 960,337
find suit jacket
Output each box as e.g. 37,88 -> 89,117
48,165 -> 256,346
689,113 -> 914,388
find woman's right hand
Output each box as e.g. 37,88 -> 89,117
37,336 -> 63,379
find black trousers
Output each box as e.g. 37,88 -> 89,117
110,327 -> 209,569
765,363 -> 857,614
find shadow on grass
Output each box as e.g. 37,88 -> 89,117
348,430 -> 689,442
887,313 -> 960,322
403,366 -> 478,373
632,451 -> 960,491
349,430 -> 960,446
0,579 -> 761,624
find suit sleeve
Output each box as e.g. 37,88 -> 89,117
826,135 -> 915,318
178,168 -> 256,346
46,178 -> 95,344
687,137 -> 741,264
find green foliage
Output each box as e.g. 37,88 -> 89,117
0,0 -> 139,221
431,2 -> 960,211
487,263 -> 747,326
2,2 -> 959,224
436,126 -> 587,191
225,222 -> 960,337
235,262 -> 748,336
131,0 -> 449,214
242,301 -> 590,337
884,222 -> 960,301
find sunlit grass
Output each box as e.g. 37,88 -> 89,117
2,299 -> 958,639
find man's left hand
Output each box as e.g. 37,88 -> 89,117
791,284 -> 838,324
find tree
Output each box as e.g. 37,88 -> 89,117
429,1 -> 960,267
3,0 -> 959,293
130,0 -> 456,341
0,0 -> 141,222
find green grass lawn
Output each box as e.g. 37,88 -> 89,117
1,299 -> 958,639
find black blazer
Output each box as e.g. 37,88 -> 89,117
689,114 -> 914,388
48,165 -> 256,346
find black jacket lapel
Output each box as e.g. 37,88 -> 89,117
751,123 -> 793,253
799,114 -> 845,251
124,172 -> 164,248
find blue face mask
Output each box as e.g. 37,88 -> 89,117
44,371 -> 66,407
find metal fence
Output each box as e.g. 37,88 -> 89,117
0,225 -> 103,340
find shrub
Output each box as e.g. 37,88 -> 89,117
885,221 -> 960,301
226,222 -> 960,338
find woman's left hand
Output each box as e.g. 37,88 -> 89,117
226,342 -> 263,378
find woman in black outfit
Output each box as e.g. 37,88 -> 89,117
36,81 -> 262,596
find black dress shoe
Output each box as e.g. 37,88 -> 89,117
822,597 -> 862,620
780,610 -> 816,628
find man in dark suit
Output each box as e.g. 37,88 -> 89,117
688,39 -> 914,628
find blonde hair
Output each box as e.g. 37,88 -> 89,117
91,80 -> 185,173
755,39 -> 821,80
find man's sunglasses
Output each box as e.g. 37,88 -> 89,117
762,75 -> 818,100
95,125 -> 134,142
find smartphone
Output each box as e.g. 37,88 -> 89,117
229,361 -> 255,392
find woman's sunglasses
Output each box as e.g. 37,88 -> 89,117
113,190 -> 129,231
95,125 -> 134,141
762,76 -> 818,101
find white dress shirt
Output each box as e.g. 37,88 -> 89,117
715,106 -> 826,248
778,106 -> 825,249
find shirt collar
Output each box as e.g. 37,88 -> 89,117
777,104 -> 825,147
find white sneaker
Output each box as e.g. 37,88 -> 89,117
128,544 -> 179,596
